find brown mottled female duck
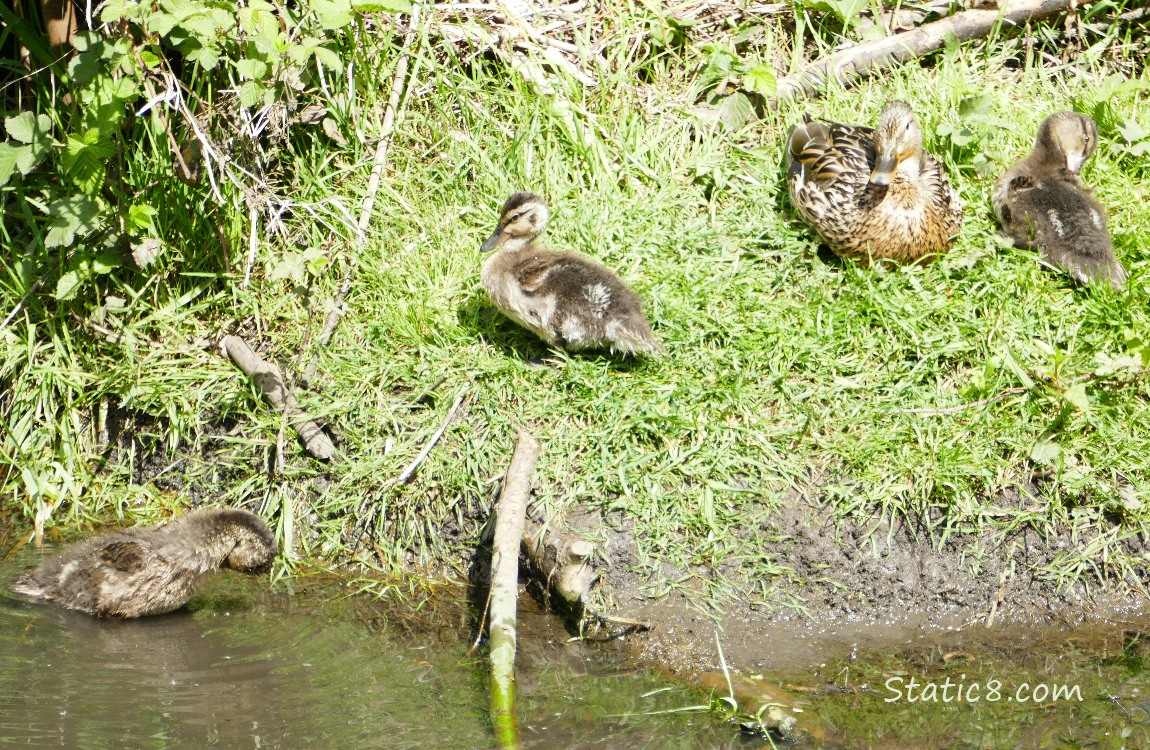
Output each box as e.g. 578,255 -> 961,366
480,191 -> 663,355
786,100 -> 963,263
992,111 -> 1126,289
9,508 -> 276,618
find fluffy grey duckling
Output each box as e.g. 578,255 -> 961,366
993,111 -> 1126,289
9,508 -> 276,618
479,191 -> 663,355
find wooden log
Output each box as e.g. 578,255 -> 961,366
775,0 -> 1079,101
220,335 -> 337,461
487,431 -> 540,750
521,518 -> 598,610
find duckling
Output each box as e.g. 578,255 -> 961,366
9,507 -> 276,618
786,100 -> 963,263
479,191 -> 663,355
993,111 -> 1126,289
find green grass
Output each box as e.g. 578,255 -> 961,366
1,4 -> 1147,606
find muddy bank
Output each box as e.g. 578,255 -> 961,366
589,481 -> 1150,676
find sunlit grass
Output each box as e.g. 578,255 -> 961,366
1,4 -> 1147,606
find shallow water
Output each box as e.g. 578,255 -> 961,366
0,547 -> 745,750
8,542 -> 1150,750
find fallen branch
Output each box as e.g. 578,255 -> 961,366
521,518 -> 599,611
220,335 -> 337,460
488,431 -> 540,750
774,0 -> 1079,102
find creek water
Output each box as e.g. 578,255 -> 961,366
0,546 -> 741,750
6,541 -> 1150,749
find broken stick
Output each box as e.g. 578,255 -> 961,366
775,0 -> 1079,101
220,335 -> 337,460
488,431 -> 540,750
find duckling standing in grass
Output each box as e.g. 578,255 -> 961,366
479,191 -> 663,355
9,507 -> 276,618
993,111 -> 1126,289
786,100 -> 963,263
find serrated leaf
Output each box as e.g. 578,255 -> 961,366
185,43 -> 221,70
741,64 -> 776,97
0,143 -> 22,185
1118,118 -> 1149,143
268,252 -> 306,284
1062,383 -> 1090,411
45,195 -> 103,248
63,130 -> 116,195
958,95 -> 993,118
1030,441 -> 1061,465
312,45 -> 344,73
238,81 -> 265,108
717,92 -> 755,131
236,57 -> 269,80
55,268 -> 88,301
5,112 -> 52,146
311,0 -> 354,29
92,251 -> 121,274
352,0 -> 412,12
127,204 -> 158,233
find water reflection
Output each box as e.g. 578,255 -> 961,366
0,548 -> 737,750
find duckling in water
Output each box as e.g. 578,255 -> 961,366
9,508 -> 276,618
993,111 -> 1126,289
480,191 -> 663,355
786,100 -> 963,263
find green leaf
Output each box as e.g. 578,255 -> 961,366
63,129 -> 117,195
92,251 -> 121,274
1030,441 -> 1061,465
1062,383 -> 1090,411
717,92 -> 755,131
236,58 -> 269,80
958,95 -> 993,118
127,204 -> 158,233
741,64 -> 776,97
310,0 -> 354,29
238,81 -> 265,108
55,268 -> 88,301
268,251 -> 307,284
6,112 -> 52,145
45,195 -> 103,248
352,0 -> 412,12
312,45 -> 344,74
0,143 -> 23,185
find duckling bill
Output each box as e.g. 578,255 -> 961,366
9,507 -> 276,618
786,100 -> 963,263
480,191 -> 663,356
993,111 -> 1126,289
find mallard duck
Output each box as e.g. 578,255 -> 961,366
992,111 -> 1126,289
786,100 -> 963,263
480,191 -> 663,355
9,508 -> 276,618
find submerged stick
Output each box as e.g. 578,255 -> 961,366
488,431 -> 541,750
220,335 -> 336,460
774,0 -> 1076,101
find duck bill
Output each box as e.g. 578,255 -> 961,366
869,148 -> 899,186
480,229 -> 507,253
1066,152 -> 1085,173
